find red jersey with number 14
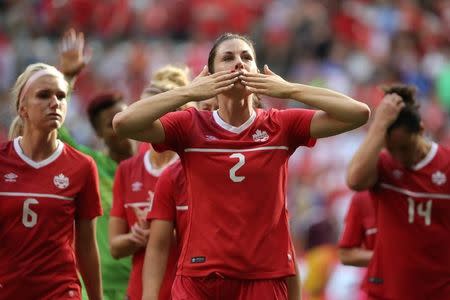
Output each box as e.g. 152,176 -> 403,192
366,143 -> 450,300
0,138 -> 102,300
153,107 -> 316,279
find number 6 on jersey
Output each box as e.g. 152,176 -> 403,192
23,198 -> 39,228
229,153 -> 245,183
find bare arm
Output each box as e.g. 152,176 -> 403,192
347,93 -> 404,190
287,259 -> 302,300
112,68 -> 241,143
75,219 -> 102,300
142,220 -> 174,300
108,216 -> 148,259
338,248 -> 373,267
241,65 -> 371,138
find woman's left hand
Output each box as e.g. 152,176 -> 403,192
240,65 -> 294,99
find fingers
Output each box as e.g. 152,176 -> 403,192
197,65 -> 209,77
263,64 -> 275,75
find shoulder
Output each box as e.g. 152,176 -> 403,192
62,142 -> 96,167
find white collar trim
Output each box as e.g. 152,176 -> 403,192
13,137 -> 64,169
144,150 -> 178,177
212,109 -> 256,134
411,142 -> 438,171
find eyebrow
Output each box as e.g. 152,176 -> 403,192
223,50 -> 252,55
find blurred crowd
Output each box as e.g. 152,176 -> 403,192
1,0 -> 450,298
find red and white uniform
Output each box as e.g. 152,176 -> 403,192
146,161 -> 189,299
366,143 -> 450,300
154,107 -> 316,279
0,138 -> 102,300
339,191 -> 376,251
111,150 -> 177,300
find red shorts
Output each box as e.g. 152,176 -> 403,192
171,275 -> 288,300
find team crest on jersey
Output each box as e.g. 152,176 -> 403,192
131,181 -> 143,192
252,129 -> 269,142
392,169 -> 403,179
4,172 -> 18,182
53,173 -> 69,189
432,171 -> 446,186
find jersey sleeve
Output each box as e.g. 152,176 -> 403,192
75,157 -> 103,219
278,109 -> 317,149
147,167 -> 176,222
152,108 -> 195,153
338,194 -> 364,248
110,164 -> 127,219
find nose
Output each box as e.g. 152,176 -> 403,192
234,61 -> 244,71
49,95 -> 59,108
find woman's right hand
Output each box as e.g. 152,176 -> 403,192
373,93 -> 405,129
185,66 -> 241,101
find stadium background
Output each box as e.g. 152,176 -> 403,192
1,0 -> 450,298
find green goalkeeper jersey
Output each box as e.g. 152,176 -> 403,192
58,127 -> 131,299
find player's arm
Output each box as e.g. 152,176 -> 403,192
286,258 -> 302,300
112,67 -> 241,143
75,218 -> 102,300
108,216 -> 148,259
142,220 -> 174,300
338,248 -> 373,267
347,93 -> 404,190
240,65 -> 370,138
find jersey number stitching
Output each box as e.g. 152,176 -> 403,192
229,153 -> 245,183
22,198 -> 39,228
407,197 -> 432,226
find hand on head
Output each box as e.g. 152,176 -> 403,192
58,28 -> 91,78
374,93 -> 405,129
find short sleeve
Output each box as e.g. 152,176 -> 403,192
147,167 -> 176,222
338,194 -> 364,248
278,109 -> 316,149
75,158 -> 103,220
110,164 -> 126,219
152,108 -> 195,153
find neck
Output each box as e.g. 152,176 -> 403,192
149,149 -> 176,169
217,93 -> 254,127
20,128 -> 59,162
413,138 -> 432,165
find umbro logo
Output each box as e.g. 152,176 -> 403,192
131,181 -> 143,192
432,171 -> 446,186
4,173 -> 18,183
252,129 -> 269,142
54,173 -> 69,189
205,135 -> 218,141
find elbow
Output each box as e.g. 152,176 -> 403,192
109,245 -> 123,260
353,103 -> 371,127
346,176 -> 367,191
112,112 -> 128,139
338,248 -> 353,266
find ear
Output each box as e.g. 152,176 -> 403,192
18,103 -> 28,119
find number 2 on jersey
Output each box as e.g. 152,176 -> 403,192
22,198 -> 39,228
229,153 -> 245,183
407,197 -> 432,226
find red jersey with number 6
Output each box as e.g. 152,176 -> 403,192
0,138 -> 102,300
366,143 -> 450,300
153,107 -> 316,279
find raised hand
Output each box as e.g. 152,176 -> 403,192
58,28 -> 91,78
240,65 -> 294,99
129,223 -> 150,247
373,93 -> 405,129
185,66 -> 242,101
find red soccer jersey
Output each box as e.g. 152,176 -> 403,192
153,107 -> 316,278
365,143 -> 450,300
146,161 -> 189,298
110,150 -> 177,300
0,138 -> 102,300
339,191 -> 376,250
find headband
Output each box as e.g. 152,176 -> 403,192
17,69 -> 65,111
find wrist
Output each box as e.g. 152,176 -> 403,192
287,83 -> 303,99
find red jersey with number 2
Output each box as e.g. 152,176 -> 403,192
153,107 -> 316,279
0,138 -> 102,300
366,143 -> 450,300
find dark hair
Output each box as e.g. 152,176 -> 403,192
87,92 -> 124,130
382,84 -> 421,134
207,33 -> 256,73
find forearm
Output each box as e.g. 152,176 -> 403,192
347,123 -> 386,190
142,243 -> 170,300
76,240 -> 102,300
113,87 -> 191,138
339,248 -> 373,267
287,260 -> 302,300
290,83 -> 369,125
109,233 -> 142,259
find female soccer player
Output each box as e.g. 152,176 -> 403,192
113,33 -> 370,300
109,65 -> 190,300
0,63 -> 103,299
347,84 -> 450,300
